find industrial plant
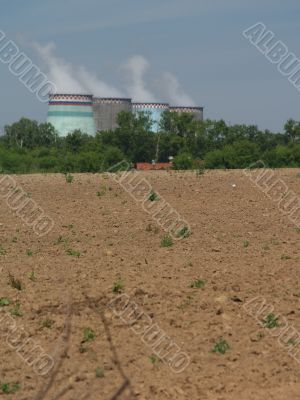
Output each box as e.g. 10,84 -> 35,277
47,94 -> 204,137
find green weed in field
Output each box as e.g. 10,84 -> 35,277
212,338 -> 230,354
160,235 -> 173,248
83,328 -> 96,342
263,313 -> 279,329
190,279 -> 206,289
112,279 -> 124,293
8,274 -> 22,290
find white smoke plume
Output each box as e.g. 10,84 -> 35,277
33,43 -> 84,93
33,43 -> 196,105
77,66 -> 122,97
33,42 -> 123,97
157,72 -> 196,107
121,55 -> 157,102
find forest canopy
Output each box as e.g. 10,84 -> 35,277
1,111 -> 300,173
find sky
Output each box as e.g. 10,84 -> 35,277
0,0 -> 299,132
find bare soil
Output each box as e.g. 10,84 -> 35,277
1,169 -> 300,400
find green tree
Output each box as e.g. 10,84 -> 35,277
3,119 -> 58,149
204,149 -> 226,169
100,111 -> 155,162
102,146 -> 126,170
4,118 -> 39,148
173,153 -> 193,170
65,130 -> 92,152
38,123 -> 58,147
283,119 -> 300,143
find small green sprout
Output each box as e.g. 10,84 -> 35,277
148,191 -> 159,202
190,279 -> 206,289
160,235 -> 173,248
212,338 -> 230,355
112,279 -> 124,293
83,328 -> 96,343
0,298 -> 11,307
263,313 -> 279,329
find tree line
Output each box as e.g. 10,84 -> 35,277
1,111 -> 300,173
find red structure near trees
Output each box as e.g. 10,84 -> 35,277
135,163 -> 172,171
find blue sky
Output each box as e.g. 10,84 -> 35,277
0,0 -> 299,132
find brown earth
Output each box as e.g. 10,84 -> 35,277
1,169 -> 300,400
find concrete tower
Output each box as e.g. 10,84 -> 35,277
93,98 -> 132,132
132,103 -> 169,132
169,106 -> 204,121
47,94 -> 96,137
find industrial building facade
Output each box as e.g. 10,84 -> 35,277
47,94 -> 96,137
132,102 -> 170,132
47,94 -> 204,137
93,97 -> 132,132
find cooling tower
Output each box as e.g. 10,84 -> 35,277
93,98 -> 132,132
132,103 -> 169,132
47,94 -> 96,137
169,106 -> 204,121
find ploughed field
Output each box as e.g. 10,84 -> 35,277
1,169 -> 300,400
